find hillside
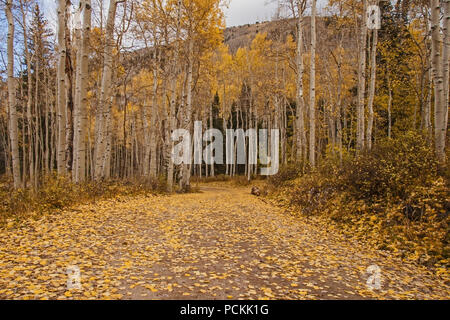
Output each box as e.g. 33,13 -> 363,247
224,17 -> 312,52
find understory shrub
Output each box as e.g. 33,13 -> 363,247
0,174 -> 166,226
267,162 -> 304,187
268,132 -> 449,266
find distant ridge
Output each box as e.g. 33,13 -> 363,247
223,17 -> 314,53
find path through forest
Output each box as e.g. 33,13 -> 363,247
0,184 -> 448,300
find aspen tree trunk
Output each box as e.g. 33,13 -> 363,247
149,45 -> 159,178
19,77 -> 26,182
2,122 -> 11,177
5,0 -> 21,188
57,0 -> 67,175
336,48 -> 343,163
387,70 -> 392,139
309,0 -> 317,167
167,95 -> 176,188
101,3 -> 120,180
162,78 -> 170,175
224,117 -> 229,176
34,55 -> 40,189
75,0 -> 91,181
295,1 -> 306,162
443,0 -> 449,133
431,0 -> 446,163
44,69 -> 50,174
72,4 -> 82,180
357,0 -> 368,151
167,0 -> 182,192
209,100 -> 214,177
94,0 -> 116,180
143,99 -> 151,177
102,95 -> 113,179
366,13 -> 378,150
423,18 -> 433,141
425,61 -> 433,139
167,78 -> 177,190
19,0 -> 34,184
50,85 -> 56,170
181,38 -> 194,190
65,10 -> 75,173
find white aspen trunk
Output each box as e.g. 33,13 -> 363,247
5,0 -> 21,188
167,74 -> 176,191
102,95 -> 113,178
167,0 -> 182,192
94,0 -> 116,180
19,78 -> 26,183
149,46 -> 159,178
65,14 -> 75,175
431,0 -> 446,163
424,18 -> 433,142
366,19 -> 378,150
143,99 -> 151,177
443,0 -> 449,134
425,60 -> 433,140
72,6 -> 82,180
19,0 -> 34,184
357,0 -> 368,151
74,0 -> 91,182
295,1 -> 306,162
336,45 -> 344,163
387,70 -> 392,139
209,100 -> 214,177
34,54 -> 40,189
309,0 -> 317,167
44,69 -> 50,174
181,38 -> 194,190
162,79 -> 170,176
57,0 -> 67,175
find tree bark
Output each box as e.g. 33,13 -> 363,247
295,1 -> 306,162
366,15 -> 378,150
443,0 -> 449,135
56,0 -> 67,175
431,0 -> 446,163
181,38 -> 194,190
19,0 -> 34,185
309,0 -> 317,167
149,45 -> 159,179
357,0 -> 368,151
5,0 -> 21,188
94,0 -> 116,180
167,0 -> 182,192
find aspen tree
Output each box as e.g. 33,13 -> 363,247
295,0 -> 306,162
19,0 -> 34,184
357,0 -> 367,151
65,1 -> 75,174
309,0 -> 317,167
149,25 -> 160,179
366,0 -> 379,151
5,0 -> 21,188
72,3 -> 82,180
167,0 -> 182,192
94,0 -> 118,180
431,0 -> 446,163
56,0 -> 67,174
443,0 -> 449,135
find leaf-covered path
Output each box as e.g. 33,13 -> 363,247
0,184 -> 448,300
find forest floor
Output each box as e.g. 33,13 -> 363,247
0,182 -> 448,300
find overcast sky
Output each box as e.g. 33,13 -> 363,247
223,0 -> 279,27
224,0 -> 328,27
36,0 -> 278,29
